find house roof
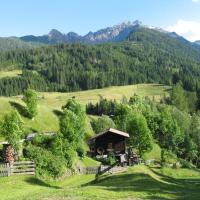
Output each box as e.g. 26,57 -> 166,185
89,128 -> 130,141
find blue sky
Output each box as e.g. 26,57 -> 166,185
0,0 -> 200,41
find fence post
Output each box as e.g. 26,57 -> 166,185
7,163 -> 11,176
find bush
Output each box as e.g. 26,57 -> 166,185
32,134 -> 54,150
23,89 -> 38,119
179,158 -> 195,169
97,153 -> 117,166
91,115 -> 116,133
107,153 -> 117,165
77,145 -> 85,158
0,110 -> 24,155
0,148 -> 3,162
24,145 -> 66,179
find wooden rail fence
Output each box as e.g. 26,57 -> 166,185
80,165 -> 128,175
0,163 -> 10,177
0,161 -> 35,177
84,166 -> 100,174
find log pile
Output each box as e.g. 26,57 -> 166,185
3,144 -> 15,164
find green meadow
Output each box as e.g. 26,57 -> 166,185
0,70 -> 22,78
0,84 -> 170,133
0,165 -> 200,200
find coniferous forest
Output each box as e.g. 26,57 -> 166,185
0,27 -> 200,100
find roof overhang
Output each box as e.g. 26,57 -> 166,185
89,128 -> 130,142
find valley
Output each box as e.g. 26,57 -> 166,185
0,5 -> 200,199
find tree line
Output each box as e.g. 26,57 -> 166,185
87,84 -> 200,167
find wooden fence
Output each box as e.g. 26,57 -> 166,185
0,161 -> 35,177
81,165 -> 128,175
0,163 -> 10,177
99,165 -> 128,174
84,166 -> 100,174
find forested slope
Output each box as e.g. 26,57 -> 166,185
0,37 -> 42,52
0,27 -> 200,96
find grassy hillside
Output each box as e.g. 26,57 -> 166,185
0,165 -> 200,200
0,84 -> 169,133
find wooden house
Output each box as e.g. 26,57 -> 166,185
88,128 -> 131,164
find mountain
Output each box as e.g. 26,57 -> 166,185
127,27 -> 200,62
21,29 -> 82,44
1,20 -> 200,50
83,20 -> 142,43
20,21 -> 142,44
195,40 -> 200,45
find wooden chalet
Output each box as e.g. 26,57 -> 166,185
89,128 -> 135,165
89,128 -> 129,155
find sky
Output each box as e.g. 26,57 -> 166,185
0,0 -> 200,41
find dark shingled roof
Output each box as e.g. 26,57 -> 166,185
89,128 -> 129,141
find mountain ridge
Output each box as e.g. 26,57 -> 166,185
0,20 -> 200,52
19,20 -> 143,44
1,22 -> 200,96
195,40 -> 200,45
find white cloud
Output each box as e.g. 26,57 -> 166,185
167,20 -> 200,42
192,0 -> 200,3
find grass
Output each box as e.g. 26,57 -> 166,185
143,143 -> 161,162
81,156 -> 101,167
0,165 -> 200,200
0,70 -> 22,78
0,84 -> 170,133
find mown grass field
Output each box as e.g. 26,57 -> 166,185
0,84 -> 170,133
0,165 -> 200,200
0,70 -> 22,78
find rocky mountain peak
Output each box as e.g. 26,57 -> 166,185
48,29 -> 63,39
20,20 -> 144,44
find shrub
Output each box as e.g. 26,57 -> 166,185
0,110 -> 24,154
24,145 -> 66,179
0,148 -> 3,162
179,158 -> 195,169
23,89 -> 38,119
32,134 -> 54,150
91,115 -> 116,133
96,153 -> 117,166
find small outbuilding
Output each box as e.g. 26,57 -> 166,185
88,128 -> 140,166
88,128 -> 131,164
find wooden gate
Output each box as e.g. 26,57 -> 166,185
10,161 -> 35,175
85,166 -> 100,174
0,161 -> 35,177
0,163 -> 10,177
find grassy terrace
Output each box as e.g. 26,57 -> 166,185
0,84 -> 170,133
0,165 -> 200,200
0,70 -> 22,78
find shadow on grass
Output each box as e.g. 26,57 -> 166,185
82,169 -> 200,200
53,109 -> 63,117
164,88 -> 172,92
150,167 -> 200,187
25,177 -> 62,189
149,167 -> 180,185
9,101 -> 29,118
